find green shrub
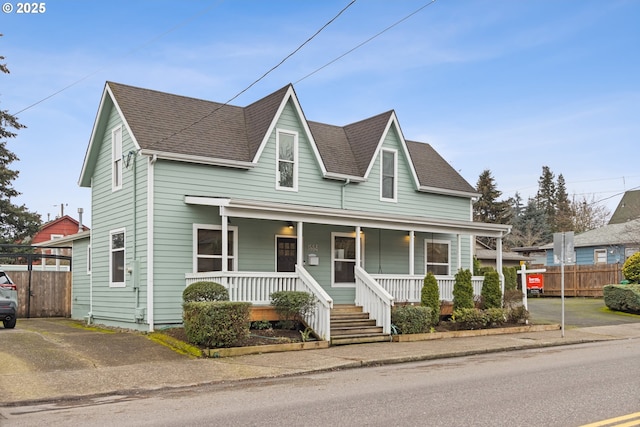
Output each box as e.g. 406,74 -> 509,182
506,305 -> 529,324
183,281 -> 229,302
182,301 -> 251,348
421,272 -> 440,325
453,269 -> 474,311
391,305 -> 432,334
603,284 -> 640,313
481,270 -> 502,309
452,308 -> 486,330
485,307 -> 507,326
270,291 -> 317,329
503,266 -> 518,291
622,252 -> 640,284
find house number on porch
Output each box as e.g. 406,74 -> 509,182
307,243 -> 318,252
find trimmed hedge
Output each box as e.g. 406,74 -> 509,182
503,266 -> 518,291
270,291 -> 316,329
421,272 -> 440,326
481,270 -> 502,309
183,301 -> 251,348
603,284 -> 640,314
183,281 -> 229,302
391,305 -> 433,334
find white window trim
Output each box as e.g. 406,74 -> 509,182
193,224 -> 239,272
109,228 -> 126,288
331,231 -> 365,288
275,128 -> 299,192
424,239 -> 451,276
112,126 -> 123,191
594,248 -> 607,264
380,148 -> 398,202
87,245 -> 92,275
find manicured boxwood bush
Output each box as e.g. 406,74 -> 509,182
391,305 -> 432,334
453,269 -> 474,311
421,272 -> 440,326
622,252 -> 640,284
183,281 -> 229,302
182,301 -> 251,348
603,284 -> 640,314
270,291 -> 316,329
481,270 -> 502,309
453,307 -> 507,329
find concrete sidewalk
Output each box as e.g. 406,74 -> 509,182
2,319 -> 640,406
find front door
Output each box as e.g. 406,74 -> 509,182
277,237 -> 297,272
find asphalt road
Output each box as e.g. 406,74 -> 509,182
5,338 -> 640,426
527,296 -> 640,327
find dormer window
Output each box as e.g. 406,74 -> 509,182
380,148 -> 397,202
276,129 -> 298,191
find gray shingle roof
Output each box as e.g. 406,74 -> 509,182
541,218 -> 640,248
106,82 -> 475,195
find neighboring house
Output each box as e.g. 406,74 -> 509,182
77,81 -> 511,340
474,240 -> 533,269
510,246 -> 546,266
608,189 -> 640,225
30,215 -> 89,269
543,218 -> 640,266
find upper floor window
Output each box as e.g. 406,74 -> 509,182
380,149 -> 397,202
112,126 -> 123,191
110,229 -> 125,287
276,129 -> 298,191
194,224 -> 238,272
425,239 -> 450,275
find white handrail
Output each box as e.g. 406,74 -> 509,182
354,266 -> 394,334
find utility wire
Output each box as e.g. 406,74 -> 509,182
12,1 -> 225,116
295,0 -> 437,84
148,0 -> 357,149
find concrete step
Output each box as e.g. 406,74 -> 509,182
330,333 -> 391,346
331,325 -> 384,336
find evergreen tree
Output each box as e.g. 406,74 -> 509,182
555,174 -> 573,232
0,42 -> 41,245
506,198 -> 551,248
473,169 -> 511,248
535,166 -> 556,228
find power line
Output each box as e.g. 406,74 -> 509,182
295,0 -> 438,84
12,1 -> 225,116
148,0 -> 357,149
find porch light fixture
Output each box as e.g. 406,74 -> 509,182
287,221 -> 294,229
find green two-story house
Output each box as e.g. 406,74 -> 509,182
76,82 -> 510,342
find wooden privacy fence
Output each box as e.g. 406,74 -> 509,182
535,264 -> 623,298
10,271 -> 72,318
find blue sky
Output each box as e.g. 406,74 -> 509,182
2,0 -> 639,226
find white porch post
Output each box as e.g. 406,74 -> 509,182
355,226 -> 361,268
496,235 -> 504,295
457,234 -> 462,271
221,214 -> 228,272
409,230 -> 415,276
297,221 -> 304,267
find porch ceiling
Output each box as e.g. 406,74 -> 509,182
185,196 -> 511,238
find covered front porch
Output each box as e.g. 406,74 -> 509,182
184,196 -> 510,343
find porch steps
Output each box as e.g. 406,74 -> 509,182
330,305 -> 391,346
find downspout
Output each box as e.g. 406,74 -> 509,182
132,151 -> 139,323
147,154 -> 157,331
341,179 -> 351,209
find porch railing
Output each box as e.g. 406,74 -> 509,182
371,274 -> 486,304
185,268 -> 333,341
355,266 -> 394,335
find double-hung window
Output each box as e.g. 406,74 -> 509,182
380,149 -> 397,202
594,249 -> 607,264
110,229 -> 125,287
194,225 -> 237,272
276,129 -> 298,191
425,239 -> 450,275
112,126 -> 123,191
